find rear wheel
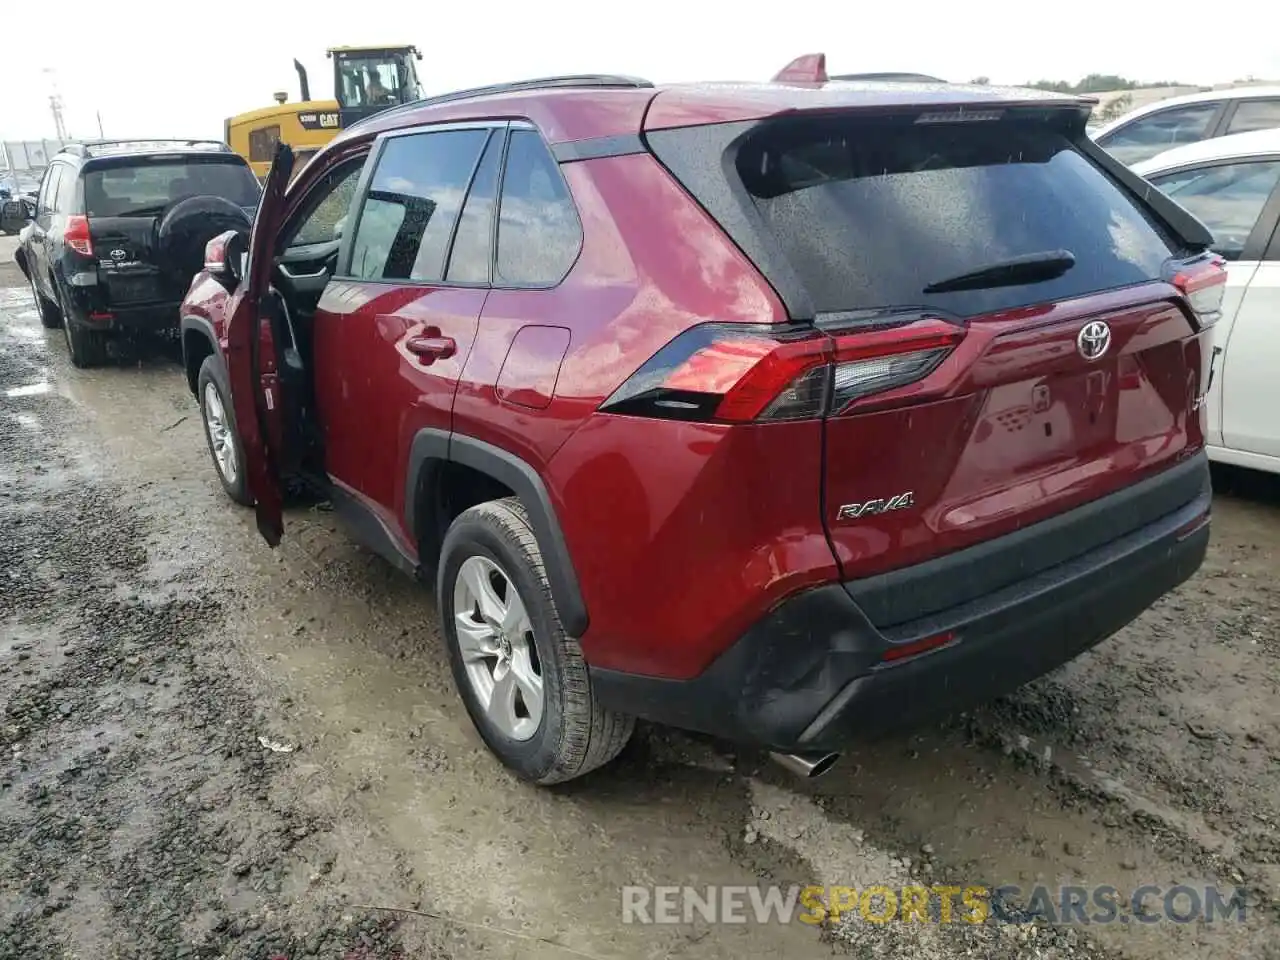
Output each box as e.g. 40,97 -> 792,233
29,271 -> 61,329
197,355 -> 251,506
61,312 -> 108,369
439,498 -> 634,785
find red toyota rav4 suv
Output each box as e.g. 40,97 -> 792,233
180,56 -> 1219,785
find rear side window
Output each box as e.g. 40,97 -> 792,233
348,128 -> 488,282
1097,103 -> 1219,165
1149,159 -> 1280,260
446,132 -> 502,283
53,168 -> 74,213
249,126 -> 281,164
738,117 -> 1176,318
495,129 -> 581,286
82,160 -> 260,217
1226,100 -> 1280,136
38,166 -> 61,213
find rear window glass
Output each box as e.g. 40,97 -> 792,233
738,118 -> 1177,318
83,160 -> 260,217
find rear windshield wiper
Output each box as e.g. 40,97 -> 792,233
922,249 -> 1076,295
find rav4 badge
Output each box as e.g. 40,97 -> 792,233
837,491 -> 915,521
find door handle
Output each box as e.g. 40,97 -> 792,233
406,333 -> 456,364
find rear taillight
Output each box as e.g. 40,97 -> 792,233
1169,254 -> 1227,329
600,320 -> 962,423
65,215 -> 93,257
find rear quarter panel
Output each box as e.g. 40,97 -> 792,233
181,272 -> 231,348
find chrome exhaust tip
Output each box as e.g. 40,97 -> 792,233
769,751 -> 840,779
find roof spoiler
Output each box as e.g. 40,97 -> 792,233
1075,136 -> 1214,251
772,53 -> 828,85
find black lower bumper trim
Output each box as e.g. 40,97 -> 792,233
590,455 -> 1211,752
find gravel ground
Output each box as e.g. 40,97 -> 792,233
2,238 -> 1277,960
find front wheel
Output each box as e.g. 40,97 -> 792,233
439,498 -> 634,785
198,355 -> 251,506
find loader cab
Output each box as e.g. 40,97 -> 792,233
329,46 -> 424,127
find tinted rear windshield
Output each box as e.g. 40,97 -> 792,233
736,117 -> 1177,318
83,159 -> 260,217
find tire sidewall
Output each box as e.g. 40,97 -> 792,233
197,354 -> 251,505
439,510 -> 570,781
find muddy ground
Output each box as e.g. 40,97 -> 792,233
1,236 -> 1277,960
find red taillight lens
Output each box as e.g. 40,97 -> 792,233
65,215 -> 93,257
1169,254 -> 1227,329
600,320 -> 962,423
204,233 -> 228,273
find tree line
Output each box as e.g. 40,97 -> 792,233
967,74 -> 1188,92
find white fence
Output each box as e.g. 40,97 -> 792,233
2,140 -> 70,174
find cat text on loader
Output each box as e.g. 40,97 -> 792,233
224,45 -> 423,178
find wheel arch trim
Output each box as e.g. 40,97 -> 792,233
406,429 -> 589,637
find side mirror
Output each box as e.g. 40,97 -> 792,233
23,199 -> 36,220
203,229 -> 250,285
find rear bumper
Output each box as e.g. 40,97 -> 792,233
590,453 -> 1211,752
63,284 -> 180,331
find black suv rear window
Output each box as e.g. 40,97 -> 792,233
736,117 -> 1177,318
83,159 -> 260,218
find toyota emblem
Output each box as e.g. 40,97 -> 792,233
110,248 -> 127,261
1076,320 -> 1111,361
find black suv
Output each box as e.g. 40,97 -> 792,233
16,140 -> 261,366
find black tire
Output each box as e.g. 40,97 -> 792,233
29,270 -> 62,329
439,497 -> 634,785
57,280 -> 109,368
197,355 -> 251,506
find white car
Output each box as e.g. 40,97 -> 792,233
1134,130 -> 1280,475
1094,86 -> 1280,166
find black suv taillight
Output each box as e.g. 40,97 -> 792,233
599,320 -> 962,423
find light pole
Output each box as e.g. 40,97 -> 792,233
42,67 -> 68,141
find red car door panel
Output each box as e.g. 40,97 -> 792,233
312,281 -> 487,529
225,143 -> 294,546
309,124 -> 500,545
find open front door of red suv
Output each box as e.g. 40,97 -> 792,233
225,143 -> 295,546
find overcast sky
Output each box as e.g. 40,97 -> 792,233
3,0 -> 1277,142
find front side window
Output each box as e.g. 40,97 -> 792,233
1096,103 -> 1220,165
288,161 -> 364,248
348,128 -> 489,282
495,129 -> 582,286
1149,159 -> 1280,260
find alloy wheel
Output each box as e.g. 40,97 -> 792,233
453,555 -> 544,741
202,382 -> 238,485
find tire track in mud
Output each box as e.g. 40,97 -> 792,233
0,290 -> 421,959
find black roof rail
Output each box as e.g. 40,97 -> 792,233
346,74 -> 654,133
59,139 -> 232,158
